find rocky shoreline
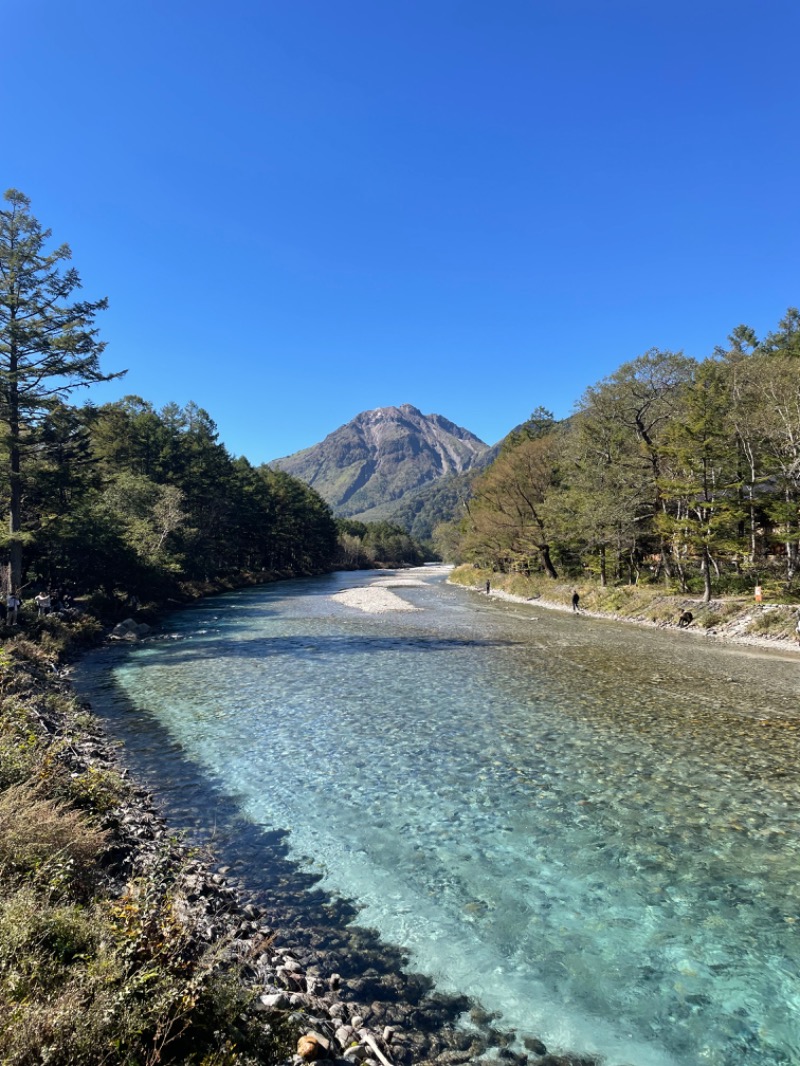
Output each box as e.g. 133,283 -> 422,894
65,623 -> 599,1066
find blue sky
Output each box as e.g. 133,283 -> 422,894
4,1 -> 799,461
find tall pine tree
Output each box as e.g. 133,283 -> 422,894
0,189 -> 122,593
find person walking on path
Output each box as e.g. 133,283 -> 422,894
485,580 -> 491,595
6,591 -> 20,625
571,591 -> 580,613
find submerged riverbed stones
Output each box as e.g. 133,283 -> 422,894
68,645 -> 604,1066
523,1036 -> 548,1055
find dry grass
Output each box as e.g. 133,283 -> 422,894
746,606 -> 797,640
0,637 -> 299,1066
0,783 -> 108,895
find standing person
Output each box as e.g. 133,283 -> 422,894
485,580 -> 491,595
6,591 -> 21,625
572,591 -> 580,613
35,590 -> 51,617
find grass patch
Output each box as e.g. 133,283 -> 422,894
694,603 -> 742,629
0,636 -> 300,1065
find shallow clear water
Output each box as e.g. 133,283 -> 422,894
76,570 -> 800,1065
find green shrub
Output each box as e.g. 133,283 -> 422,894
62,764 -> 129,815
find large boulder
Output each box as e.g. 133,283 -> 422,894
110,618 -> 151,641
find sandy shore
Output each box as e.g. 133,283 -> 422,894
331,573 -> 431,612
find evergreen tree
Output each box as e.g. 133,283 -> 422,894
576,349 -> 695,581
549,408 -> 646,585
0,190 -> 122,593
658,361 -> 743,600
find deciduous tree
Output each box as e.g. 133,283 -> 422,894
464,431 -> 561,577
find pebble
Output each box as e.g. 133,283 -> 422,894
259,992 -> 289,1010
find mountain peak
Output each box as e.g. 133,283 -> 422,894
273,405 -> 488,520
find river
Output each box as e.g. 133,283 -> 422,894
74,567 -> 800,1065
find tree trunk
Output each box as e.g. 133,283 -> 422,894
701,547 -> 713,603
748,486 -> 757,563
674,559 -> 688,593
8,341 -> 22,594
540,544 -> 558,579
658,542 -> 673,581
786,488 -> 798,588
599,546 -> 607,587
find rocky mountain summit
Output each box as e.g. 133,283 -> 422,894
273,404 -> 489,521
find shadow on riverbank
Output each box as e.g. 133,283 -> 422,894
75,646 -> 576,1066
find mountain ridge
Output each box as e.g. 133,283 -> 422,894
272,403 -> 489,522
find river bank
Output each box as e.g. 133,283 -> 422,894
0,626 -> 320,1064
0,576 -> 408,1066
47,566 -> 800,1066
3,578 -> 601,1066
449,565 -> 800,657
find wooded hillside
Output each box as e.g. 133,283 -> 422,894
441,314 -> 800,602
0,190 -> 339,606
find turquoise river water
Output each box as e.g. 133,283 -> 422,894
75,568 -> 800,1065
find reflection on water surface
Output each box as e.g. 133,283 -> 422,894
76,570 -> 800,1066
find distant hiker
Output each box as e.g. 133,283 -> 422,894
485,580 -> 491,594
6,592 -> 21,625
35,590 -> 51,617
571,591 -> 580,613
678,610 -> 693,628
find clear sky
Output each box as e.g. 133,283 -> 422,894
3,1 -> 799,461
